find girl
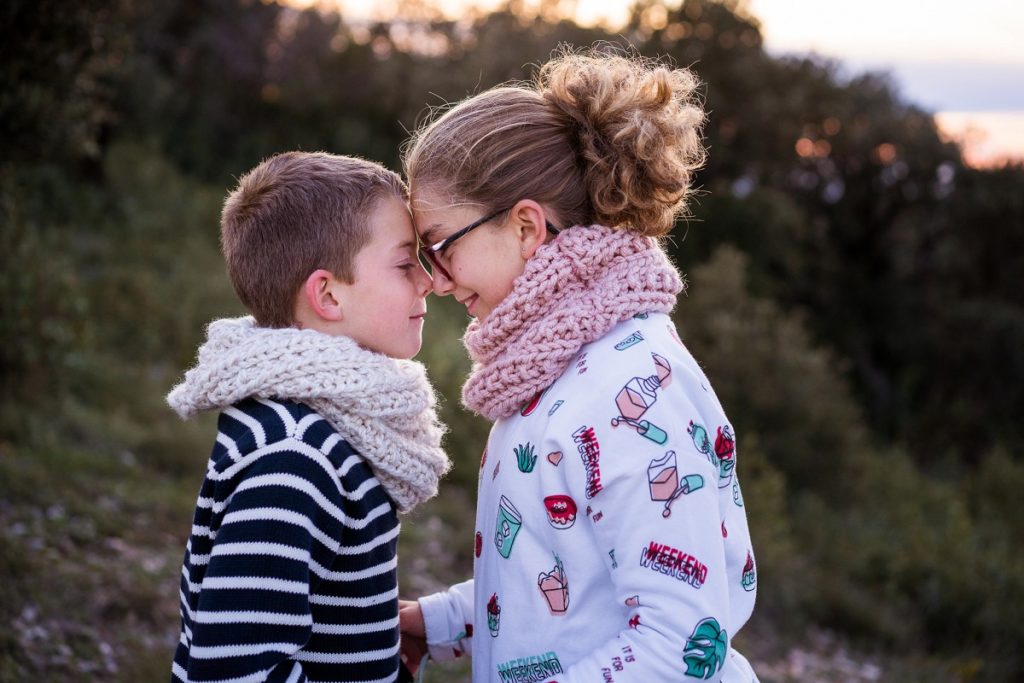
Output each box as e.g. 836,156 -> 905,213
401,50 -> 758,682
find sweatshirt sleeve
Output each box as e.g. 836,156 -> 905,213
180,446 -> 347,683
542,349 -> 736,682
419,579 -> 475,661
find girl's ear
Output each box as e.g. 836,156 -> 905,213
301,269 -> 345,322
509,199 -> 550,259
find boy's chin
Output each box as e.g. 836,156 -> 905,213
384,337 -> 423,361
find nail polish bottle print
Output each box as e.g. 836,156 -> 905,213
647,451 -> 704,517
611,354 -> 672,444
647,451 -> 679,501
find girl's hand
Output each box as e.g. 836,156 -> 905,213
399,599 -> 428,673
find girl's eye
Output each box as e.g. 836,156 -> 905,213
398,263 -> 415,271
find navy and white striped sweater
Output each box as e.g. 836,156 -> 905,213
172,398 -> 401,683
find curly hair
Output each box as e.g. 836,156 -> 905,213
403,48 -> 705,237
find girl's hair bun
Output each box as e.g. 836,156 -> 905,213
539,49 -> 706,236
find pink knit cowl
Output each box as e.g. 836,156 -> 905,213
462,224 -> 683,420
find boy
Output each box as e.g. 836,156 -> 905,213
167,152 -> 449,683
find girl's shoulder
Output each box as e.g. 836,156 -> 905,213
580,312 -> 702,376
546,311 -> 725,422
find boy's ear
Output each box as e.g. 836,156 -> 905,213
301,269 -> 346,322
509,199 -> 550,260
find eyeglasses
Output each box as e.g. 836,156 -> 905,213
418,206 -> 562,280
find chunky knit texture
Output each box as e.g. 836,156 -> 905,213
462,224 -> 683,420
167,317 -> 450,513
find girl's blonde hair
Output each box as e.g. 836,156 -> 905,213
403,48 -> 706,236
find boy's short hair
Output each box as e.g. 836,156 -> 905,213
221,151 -> 407,328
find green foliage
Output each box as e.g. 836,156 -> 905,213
678,246 -> 869,495
0,181 -> 92,405
3,0 -> 1024,679
1,0 -> 130,164
681,247 -> 1024,678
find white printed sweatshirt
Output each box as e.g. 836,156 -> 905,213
419,312 -> 758,683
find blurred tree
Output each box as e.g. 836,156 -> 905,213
0,0 -> 130,169
4,1 -> 1024,677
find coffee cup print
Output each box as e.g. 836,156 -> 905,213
494,495 -> 523,558
648,451 -> 705,517
537,556 -> 569,615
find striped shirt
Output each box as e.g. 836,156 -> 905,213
172,398 -> 401,683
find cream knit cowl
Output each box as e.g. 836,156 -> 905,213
167,316 -> 450,513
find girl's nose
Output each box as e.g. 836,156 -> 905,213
431,268 -> 455,296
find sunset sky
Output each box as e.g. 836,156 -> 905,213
746,0 -> 1024,166
309,0 -> 1024,166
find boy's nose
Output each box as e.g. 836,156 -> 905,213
416,264 -> 433,297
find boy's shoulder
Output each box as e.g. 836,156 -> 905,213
209,397 -> 357,472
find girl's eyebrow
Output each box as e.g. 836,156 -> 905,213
419,224 -> 444,244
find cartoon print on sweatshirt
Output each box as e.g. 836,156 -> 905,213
687,421 -> 719,469
520,389 -> 547,417
487,593 -> 501,636
573,425 -> 603,499
667,323 -> 685,348
574,352 -> 588,375
546,450 -> 563,466
610,353 -> 672,445
548,399 -> 565,416
713,425 -> 736,487
742,551 -> 757,592
614,331 -> 644,350
733,479 -> 744,507
601,644 -> 638,680
494,495 -> 523,558
682,618 -> 728,680
515,442 -> 538,473
496,651 -> 563,683
537,554 -> 569,615
475,531 -> 483,558
544,494 -> 578,529
640,540 -> 708,589
647,450 -> 705,518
